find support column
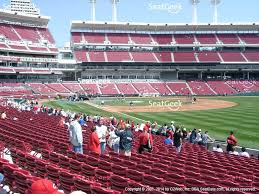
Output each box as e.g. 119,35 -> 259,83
199,72 -> 203,79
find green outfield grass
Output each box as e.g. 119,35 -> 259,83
44,96 -> 259,149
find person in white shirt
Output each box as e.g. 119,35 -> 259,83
1,112 -> 6,120
195,129 -> 203,145
96,119 -> 108,155
69,114 -> 83,154
108,125 -> 120,153
240,147 -> 250,158
213,144 -> 223,153
229,147 -> 239,155
170,121 -> 176,132
135,124 -> 140,132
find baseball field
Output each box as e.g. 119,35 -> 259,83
44,96 -> 259,149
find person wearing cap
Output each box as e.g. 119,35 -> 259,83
88,126 -> 100,154
31,179 -> 63,194
69,114 -> 83,154
96,119 -> 108,155
115,123 -> 133,156
138,126 -> 153,154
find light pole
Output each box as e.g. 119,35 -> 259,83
211,0 -> 221,24
190,0 -> 200,24
111,0 -> 119,22
89,0 -> 96,22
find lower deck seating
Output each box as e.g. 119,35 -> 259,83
0,106 -> 258,194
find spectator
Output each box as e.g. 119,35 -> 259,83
79,117 -> 86,126
226,131 -> 237,152
138,127 -> 153,154
31,179 -> 63,194
166,128 -> 174,139
182,128 -> 188,139
164,134 -> 173,145
150,121 -> 158,135
108,125 -> 120,154
229,147 -> 239,155
115,124 -> 133,156
213,144 -> 223,153
189,128 -> 197,143
69,114 -> 83,154
1,112 -> 6,120
96,119 -> 108,155
161,124 -> 168,136
240,147 -> 250,158
145,121 -> 151,129
88,126 -> 100,154
135,123 -> 140,132
173,127 -> 183,153
186,130 -> 192,141
59,117 -> 65,128
195,129 -> 203,145
170,121 -> 176,132
0,173 -> 7,194
202,131 -> 214,149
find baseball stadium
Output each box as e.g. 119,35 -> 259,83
0,0 -> 259,193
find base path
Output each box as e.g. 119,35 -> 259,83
97,99 -> 237,113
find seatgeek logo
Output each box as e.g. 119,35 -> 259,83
147,1 -> 182,14
226,80 -> 256,89
148,100 -> 182,111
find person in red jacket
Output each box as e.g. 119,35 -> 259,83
88,126 -> 100,154
138,126 -> 153,154
226,131 -> 237,152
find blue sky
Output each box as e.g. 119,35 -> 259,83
2,0 -> 259,47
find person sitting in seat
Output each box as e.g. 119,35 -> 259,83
164,134 -> 173,145
31,179 -> 63,194
213,144 -> 223,153
229,147 -> 239,155
239,147 -> 250,158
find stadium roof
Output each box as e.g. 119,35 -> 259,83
0,9 -> 49,27
71,21 -> 259,33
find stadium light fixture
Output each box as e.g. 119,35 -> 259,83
190,0 -> 200,24
89,0 -> 97,22
111,0 -> 119,22
211,0 -> 221,24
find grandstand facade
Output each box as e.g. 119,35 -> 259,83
1,2 -> 259,97
0,8 -> 67,83
71,22 -> 259,81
